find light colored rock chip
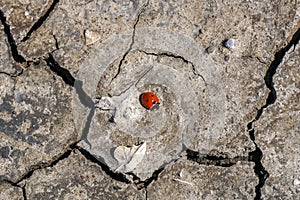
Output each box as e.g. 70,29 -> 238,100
224,38 -> 235,49
114,142 -> 147,173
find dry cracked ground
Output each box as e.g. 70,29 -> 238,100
0,1 -> 299,200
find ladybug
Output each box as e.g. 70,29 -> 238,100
139,92 -> 160,110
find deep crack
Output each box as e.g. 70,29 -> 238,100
126,166 -> 166,190
186,149 -> 246,167
0,141 -> 79,187
44,53 -> 75,86
0,9 -> 26,63
21,184 -> 27,200
77,146 -> 130,184
128,157 -> 183,190
21,0 -> 60,42
247,28 -> 300,200
264,28 -> 300,105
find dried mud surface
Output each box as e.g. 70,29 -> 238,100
0,1 -> 299,199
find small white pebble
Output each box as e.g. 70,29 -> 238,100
225,38 -> 235,49
293,178 -> 300,186
24,10 -> 29,16
179,169 -> 184,177
173,178 -> 194,186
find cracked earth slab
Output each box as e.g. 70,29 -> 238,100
0,182 -> 23,200
0,61 -> 77,183
0,0 -> 299,199
14,0 -> 148,72
0,30 -> 22,76
134,0 -> 299,157
147,157 -> 256,199
21,150 -> 145,199
136,1 -> 299,154
253,43 -> 300,198
0,0 -> 53,43
75,28 -> 256,180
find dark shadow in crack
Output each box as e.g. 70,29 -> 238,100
21,0 -> 60,42
186,149 -> 243,167
0,142 -> 79,185
45,53 -> 75,86
0,9 -> 26,63
77,146 -> 130,184
247,28 -> 299,200
73,79 -> 96,149
126,167 -> 165,190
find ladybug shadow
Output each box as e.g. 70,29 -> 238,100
139,94 -> 147,109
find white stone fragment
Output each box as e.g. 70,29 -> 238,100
225,38 -> 235,49
85,30 -> 101,46
293,178 -> 300,186
114,142 -> 147,173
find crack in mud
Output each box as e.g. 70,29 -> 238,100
77,146 -> 131,184
14,142 -> 79,185
247,28 -> 300,200
110,1 -> 148,83
129,168 -> 165,190
21,0 -> 60,42
21,184 -> 27,200
0,141 -> 132,193
0,9 -> 26,64
138,49 -> 207,85
0,141 -> 79,191
2,0 -> 299,197
44,53 -> 75,86
0,179 -> 27,200
186,149 -> 246,167
264,28 -> 300,105
52,34 -> 60,51
0,69 -> 24,78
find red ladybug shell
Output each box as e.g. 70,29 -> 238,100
140,92 -> 160,110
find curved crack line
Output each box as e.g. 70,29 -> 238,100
128,157 -> 181,190
138,49 -> 207,85
0,141 -> 79,186
111,65 -> 153,97
22,184 -> 27,200
0,69 -> 24,78
110,1 -> 149,83
247,28 -> 300,200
